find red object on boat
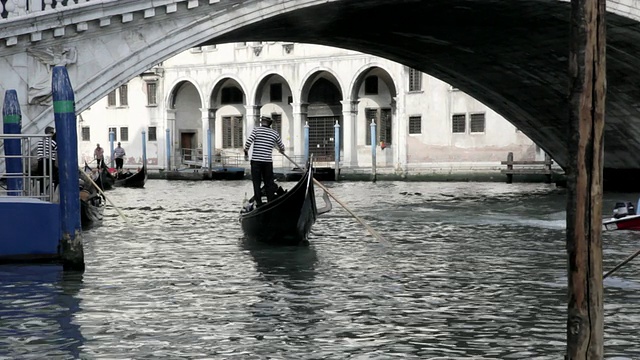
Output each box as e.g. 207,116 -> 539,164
603,214 -> 640,231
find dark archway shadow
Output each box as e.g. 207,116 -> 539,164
0,265 -> 86,359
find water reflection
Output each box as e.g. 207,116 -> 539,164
0,266 -> 85,359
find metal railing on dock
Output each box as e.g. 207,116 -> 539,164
0,133 -> 55,201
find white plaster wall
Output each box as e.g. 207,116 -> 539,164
79,42 -> 539,172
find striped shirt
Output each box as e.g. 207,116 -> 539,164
244,125 -> 285,162
36,137 -> 57,161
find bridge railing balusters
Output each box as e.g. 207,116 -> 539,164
1,0 -> 96,20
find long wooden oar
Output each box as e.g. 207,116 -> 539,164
79,169 -> 132,227
604,247 -> 640,279
280,153 -> 388,245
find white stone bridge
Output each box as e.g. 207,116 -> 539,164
2,0 -> 640,180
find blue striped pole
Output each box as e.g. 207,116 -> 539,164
334,120 -> 340,181
303,121 -> 309,167
207,128 -> 212,170
370,119 -> 376,182
52,66 -> 84,271
2,90 -> 23,195
166,128 -> 171,170
109,131 -> 115,169
142,130 -> 147,168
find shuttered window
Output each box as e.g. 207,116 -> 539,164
148,127 -> 157,141
222,116 -> 243,148
470,113 -> 486,133
107,91 -> 116,107
409,116 -> 422,134
409,68 -> 422,92
146,82 -> 157,106
81,127 -> 90,141
119,85 -> 128,106
452,114 -> 466,133
271,113 -> 282,135
120,127 -> 129,142
365,108 -> 392,145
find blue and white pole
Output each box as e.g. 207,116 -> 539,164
334,120 -> 340,181
2,90 -> 23,195
207,128 -> 212,170
109,130 -> 115,169
142,130 -> 147,169
370,119 -> 377,182
303,121 -> 310,167
52,66 -> 84,271
166,128 -> 171,171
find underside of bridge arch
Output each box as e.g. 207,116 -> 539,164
210,0 -> 640,174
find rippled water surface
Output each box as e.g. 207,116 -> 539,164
2,180 -> 640,359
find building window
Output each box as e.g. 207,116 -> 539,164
270,83 -> 282,103
409,116 -> 422,134
470,113 -> 486,133
146,82 -> 157,106
108,127 -> 117,141
120,127 -> 129,142
119,85 -> 128,106
270,113 -> 282,135
107,90 -> 117,107
222,116 -> 243,148
221,87 -> 243,104
148,127 -> 157,141
364,76 -> 378,95
452,114 -> 466,133
365,108 -> 392,145
409,68 -> 422,92
81,126 -> 90,141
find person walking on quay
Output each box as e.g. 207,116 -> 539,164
113,142 -> 126,172
94,143 -> 105,169
244,116 -> 285,207
36,126 -> 58,194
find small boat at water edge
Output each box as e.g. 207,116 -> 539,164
239,162 -> 331,246
112,165 -> 147,188
80,189 -> 105,229
603,200 -> 640,231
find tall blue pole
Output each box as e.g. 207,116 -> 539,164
303,121 -> 309,167
334,120 -> 340,181
109,130 -> 115,168
2,90 -> 23,195
52,66 -> 84,271
207,128 -> 212,170
370,119 -> 377,182
166,128 -> 171,171
142,130 -> 147,169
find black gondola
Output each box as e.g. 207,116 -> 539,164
239,162 -> 331,246
114,165 -> 147,188
79,171 -> 105,229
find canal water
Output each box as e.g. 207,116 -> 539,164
1,180 -> 639,359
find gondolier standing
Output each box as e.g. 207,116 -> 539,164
36,126 -> 58,194
94,143 -> 105,168
113,142 -> 126,172
244,116 -> 285,207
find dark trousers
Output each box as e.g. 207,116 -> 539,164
251,161 -> 275,205
36,159 -> 59,194
96,158 -> 105,169
115,158 -> 124,171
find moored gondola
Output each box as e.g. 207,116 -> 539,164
239,162 -> 331,245
113,165 -> 147,188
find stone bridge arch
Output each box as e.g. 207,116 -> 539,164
2,0 -> 640,173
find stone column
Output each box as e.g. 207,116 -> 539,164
391,96 -> 408,177
166,109 -> 177,169
291,102 -> 308,157
341,99 -> 358,168
244,105 -> 260,142
200,108 -> 209,168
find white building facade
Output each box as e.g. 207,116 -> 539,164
78,42 -> 541,176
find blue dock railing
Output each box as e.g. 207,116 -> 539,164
0,133 -> 55,202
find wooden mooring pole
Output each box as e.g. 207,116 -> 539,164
566,0 -> 606,358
